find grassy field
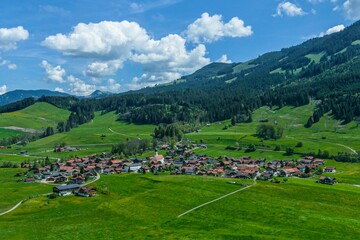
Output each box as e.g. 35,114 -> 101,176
1,104 -> 359,164
0,173 -> 359,239
0,128 -> 23,139
0,102 -> 70,133
305,51 -> 326,64
187,105 -> 360,156
0,168 -> 52,213
0,111 -> 156,161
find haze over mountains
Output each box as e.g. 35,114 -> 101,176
0,90 -> 113,106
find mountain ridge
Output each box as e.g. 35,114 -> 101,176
0,89 -> 116,106
1,20 -> 360,127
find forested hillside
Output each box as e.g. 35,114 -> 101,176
2,20 -> 360,130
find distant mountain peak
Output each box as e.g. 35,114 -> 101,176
0,89 -> 70,107
87,90 -> 113,99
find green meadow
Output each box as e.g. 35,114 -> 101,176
0,128 -> 23,139
188,105 -> 360,156
0,111 -> 156,160
0,102 -> 70,139
0,102 -> 360,239
1,103 -> 360,165
0,168 -> 52,213
0,173 -> 359,239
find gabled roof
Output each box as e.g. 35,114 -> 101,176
54,184 -> 80,191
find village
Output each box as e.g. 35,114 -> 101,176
19,143 -> 338,197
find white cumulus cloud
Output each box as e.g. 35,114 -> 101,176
307,0 -> 324,3
0,26 -> 29,51
184,12 -> 252,43
0,59 -> 17,70
40,60 -> 66,83
274,2 -> 306,17
319,24 -> 345,37
129,34 -> 210,89
343,0 -> 360,20
43,20 -> 212,89
42,21 -> 150,60
99,79 -> 121,92
84,60 -> 123,77
67,75 -> 96,96
216,54 -> 232,63
54,87 -> 65,93
67,75 -> 121,95
0,85 -> 7,95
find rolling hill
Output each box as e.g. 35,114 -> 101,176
0,102 -> 70,139
1,20 -> 360,159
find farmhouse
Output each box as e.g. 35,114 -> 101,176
258,172 -> 272,180
323,166 -> 336,173
124,163 -> 142,172
53,184 -> 80,196
318,176 -> 336,185
279,168 -> 301,177
24,177 -> 36,183
77,186 -> 96,197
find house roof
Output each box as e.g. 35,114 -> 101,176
154,155 -> 164,161
324,166 -> 336,170
54,184 -> 80,191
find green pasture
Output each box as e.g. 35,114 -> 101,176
4,112 -> 155,159
188,105 -> 360,156
0,128 -> 23,139
0,102 -> 70,131
0,168 -> 52,213
305,51 -> 326,64
0,173 -> 359,239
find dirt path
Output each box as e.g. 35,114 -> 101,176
109,128 -> 141,139
1,126 -> 41,134
108,127 -> 129,136
177,178 -> 257,218
81,172 -> 100,186
0,201 -> 24,216
336,143 -> 358,155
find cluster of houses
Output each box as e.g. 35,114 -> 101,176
53,146 -> 79,152
20,144 -> 338,198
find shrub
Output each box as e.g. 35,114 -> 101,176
245,144 -> 256,153
256,123 -> 283,139
285,147 -> 294,156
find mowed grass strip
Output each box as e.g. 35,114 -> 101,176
0,174 -> 359,239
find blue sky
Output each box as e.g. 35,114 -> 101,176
0,0 -> 359,95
